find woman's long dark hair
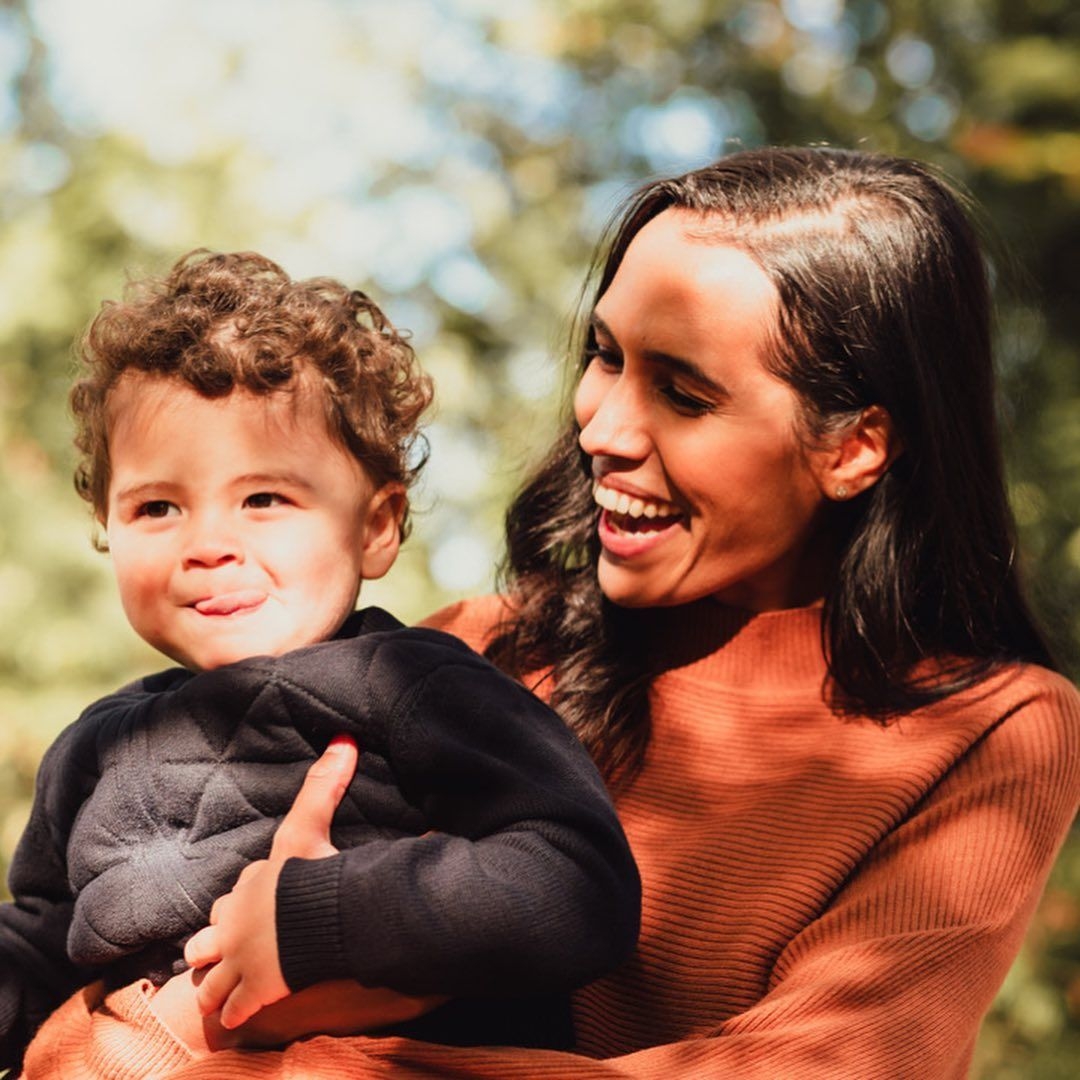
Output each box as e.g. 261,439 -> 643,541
487,147 -> 1055,783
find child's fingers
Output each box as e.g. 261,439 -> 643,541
203,876 -> 248,936
184,925 -> 221,970
219,981 -> 263,1031
193,957 -> 238,1018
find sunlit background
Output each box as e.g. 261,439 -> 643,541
1,0 -> 1078,1075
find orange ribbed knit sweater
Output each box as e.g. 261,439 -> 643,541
396,595 -> 1078,1079
33,596 -> 1077,1080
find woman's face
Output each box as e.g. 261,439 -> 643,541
574,208 -> 834,612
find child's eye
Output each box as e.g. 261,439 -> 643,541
136,500 -> 179,519
244,492 -> 287,509
660,384 -> 713,416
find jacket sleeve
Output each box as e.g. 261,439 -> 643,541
0,720 -> 103,1071
241,626 -> 640,997
251,675 -> 1079,1079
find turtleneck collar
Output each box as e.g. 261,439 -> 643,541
641,598 -> 829,692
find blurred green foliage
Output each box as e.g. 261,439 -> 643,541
0,0 -> 1077,1074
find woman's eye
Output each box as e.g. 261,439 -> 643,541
136,500 -> 178,519
244,492 -> 286,509
660,384 -> 713,416
585,345 -> 622,372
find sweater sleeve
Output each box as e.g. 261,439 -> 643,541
251,624 -> 640,998
248,674 -> 1080,1079
0,722 -> 102,1071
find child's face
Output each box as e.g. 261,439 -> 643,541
103,373 -> 403,671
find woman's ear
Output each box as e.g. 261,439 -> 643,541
360,483 -> 407,581
817,405 -> 902,502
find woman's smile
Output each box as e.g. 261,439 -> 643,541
592,479 -> 684,558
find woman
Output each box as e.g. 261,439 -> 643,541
414,146 -> 1080,1076
32,147 -> 1080,1078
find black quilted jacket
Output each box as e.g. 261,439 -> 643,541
0,607 -> 640,1066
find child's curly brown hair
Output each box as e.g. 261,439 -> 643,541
71,249 -> 432,539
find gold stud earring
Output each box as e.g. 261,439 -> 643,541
835,485 -> 849,499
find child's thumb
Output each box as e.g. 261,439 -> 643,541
270,735 -> 359,861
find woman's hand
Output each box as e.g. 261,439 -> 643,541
228,979 -> 447,1048
183,734 -> 359,1029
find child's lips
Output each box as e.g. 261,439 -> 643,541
192,590 -> 267,616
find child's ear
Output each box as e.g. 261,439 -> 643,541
360,483 -> 407,580
95,512 -> 111,554
815,405 -> 902,502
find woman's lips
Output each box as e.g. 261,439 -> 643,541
598,508 -> 682,559
192,590 -> 267,616
592,479 -> 684,558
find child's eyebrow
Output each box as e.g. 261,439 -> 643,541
233,472 -> 318,492
112,474 -> 319,504
111,481 -> 179,505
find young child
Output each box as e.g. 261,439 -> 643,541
0,251 -> 640,1076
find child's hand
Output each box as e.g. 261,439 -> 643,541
183,735 -> 360,1029
184,857 -> 287,1029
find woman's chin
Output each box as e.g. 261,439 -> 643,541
597,564 -> 669,609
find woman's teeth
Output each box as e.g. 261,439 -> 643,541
593,482 -> 679,522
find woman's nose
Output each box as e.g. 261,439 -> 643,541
576,374 -> 651,463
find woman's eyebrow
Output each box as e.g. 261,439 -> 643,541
589,313 -> 618,344
648,352 -> 729,398
592,314 -> 729,397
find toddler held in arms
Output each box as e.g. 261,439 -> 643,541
0,251 -> 639,1078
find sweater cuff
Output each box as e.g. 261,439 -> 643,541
276,855 -> 350,991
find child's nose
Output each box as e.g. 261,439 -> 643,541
182,517 -> 243,569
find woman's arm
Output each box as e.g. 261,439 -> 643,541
173,672 -> 1078,1074
151,969 -> 442,1053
